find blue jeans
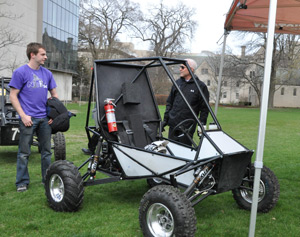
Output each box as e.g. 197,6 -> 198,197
16,117 -> 52,187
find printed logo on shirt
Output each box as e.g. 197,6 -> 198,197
27,73 -> 48,89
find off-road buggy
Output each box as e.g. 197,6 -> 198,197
0,77 -> 66,160
44,57 -> 279,236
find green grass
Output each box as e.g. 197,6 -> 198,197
1,104 -> 300,236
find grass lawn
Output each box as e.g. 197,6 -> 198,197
0,103 -> 300,236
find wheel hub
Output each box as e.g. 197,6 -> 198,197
147,203 -> 174,237
241,179 -> 266,203
49,174 -> 65,202
153,178 -> 163,184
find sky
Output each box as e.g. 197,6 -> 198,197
120,0 -> 238,54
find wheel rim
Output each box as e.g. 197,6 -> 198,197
240,179 -> 266,203
49,174 -> 65,202
146,203 -> 174,237
153,178 -> 163,184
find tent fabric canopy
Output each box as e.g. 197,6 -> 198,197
225,0 -> 300,35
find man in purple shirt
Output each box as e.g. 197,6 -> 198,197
9,42 -> 58,192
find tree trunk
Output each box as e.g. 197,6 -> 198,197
268,60 -> 277,109
268,81 -> 275,108
267,39 -> 279,109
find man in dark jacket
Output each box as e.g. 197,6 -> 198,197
163,58 -> 209,146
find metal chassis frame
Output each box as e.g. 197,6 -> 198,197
0,77 -> 21,146
0,77 -> 19,127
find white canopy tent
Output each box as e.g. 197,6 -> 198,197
218,0 -> 300,236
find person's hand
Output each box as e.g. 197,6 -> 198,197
162,121 -> 167,132
21,115 -> 32,127
48,118 -> 53,125
197,125 -> 202,136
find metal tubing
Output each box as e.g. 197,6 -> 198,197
77,157 -> 93,170
215,31 -> 228,116
191,190 -> 215,207
249,1 -> 278,236
85,70 -> 95,142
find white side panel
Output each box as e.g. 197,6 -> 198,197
206,131 -> 247,154
113,145 -> 188,177
166,140 -> 220,161
198,137 -> 220,159
165,132 -> 246,161
165,170 -> 194,187
166,142 -> 196,160
114,147 -> 152,176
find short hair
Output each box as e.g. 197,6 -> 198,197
26,42 -> 46,60
185,58 -> 197,70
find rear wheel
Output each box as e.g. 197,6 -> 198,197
45,160 -> 84,212
52,132 -> 66,160
139,185 -> 196,237
232,164 -> 280,213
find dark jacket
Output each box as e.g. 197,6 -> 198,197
164,76 -> 209,128
47,97 -> 75,134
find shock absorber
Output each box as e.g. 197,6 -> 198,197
89,137 -> 104,180
89,155 -> 99,180
184,163 -> 213,196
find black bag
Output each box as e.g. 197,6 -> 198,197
46,97 -> 75,134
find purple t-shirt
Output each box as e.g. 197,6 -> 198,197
9,65 -> 57,118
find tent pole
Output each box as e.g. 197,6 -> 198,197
248,0 -> 278,236
214,30 -> 228,116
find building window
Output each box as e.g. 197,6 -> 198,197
201,68 -> 208,74
281,87 -> 284,95
207,80 -> 210,86
236,81 -> 239,87
223,92 -> 227,98
42,0 -> 79,73
236,93 -> 239,99
223,81 -> 227,87
250,71 -> 255,78
293,88 -> 297,96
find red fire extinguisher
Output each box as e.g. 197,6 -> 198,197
104,98 -> 118,133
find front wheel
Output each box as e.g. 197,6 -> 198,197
139,185 -> 196,237
45,160 -> 84,212
232,164 -> 280,213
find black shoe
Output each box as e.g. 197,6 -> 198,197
82,148 -> 92,155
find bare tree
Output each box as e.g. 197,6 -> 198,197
130,1 -> 197,95
230,32 -> 300,108
72,55 -> 91,100
204,54 -> 230,103
227,53 -> 264,106
79,9 -> 104,60
209,54 -> 253,105
0,1 -> 24,72
79,0 -> 142,60
133,1 -> 197,57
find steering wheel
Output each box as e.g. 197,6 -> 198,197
170,119 -> 197,146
